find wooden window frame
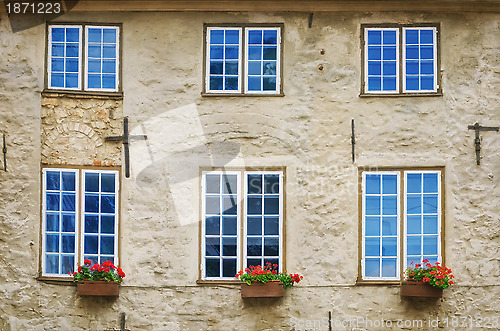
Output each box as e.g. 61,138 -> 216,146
198,167 -> 286,283
357,166 -> 445,284
360,23 -> 441,97
39,165 -> 121,281
202,23 -> 284,97
45,22 -> 123,96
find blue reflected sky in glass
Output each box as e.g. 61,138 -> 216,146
404,28 -> 435,91
367,29 -> 397,92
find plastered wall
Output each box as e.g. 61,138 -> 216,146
0,9 -> 499,331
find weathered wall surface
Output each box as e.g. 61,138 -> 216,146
0,9 -> 499,331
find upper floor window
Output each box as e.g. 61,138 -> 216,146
41,167 -> 120,278
359,168 -> 443,281
361,24 -> 440,96
201,170 -> 284,280
203,25 -> 282,95
47,24 -> 120,92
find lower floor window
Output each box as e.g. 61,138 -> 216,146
201,169 -> 284,280
360,168 -> 443,281
41,167 -> 119,277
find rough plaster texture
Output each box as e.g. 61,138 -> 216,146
0,8 -> 499,331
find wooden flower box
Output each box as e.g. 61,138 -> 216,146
241,280 -> 283,298
76,281 -> 120,296
400,281 -> 443,298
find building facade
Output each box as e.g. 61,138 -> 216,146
0,1 -> 499,330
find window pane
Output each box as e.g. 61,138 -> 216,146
51,42 -> 64,58
46,193 -> 60,211
101,215 -> 115,234
248,76 -> 261,91
52,58 -> 64,72
85,215 -> 98,233
382,46 -> 396,60
85,194 -> 99,213
62,235 -> 75,253
84,235 -> 98,254
88,28 -> 101,42
61,255 -> 74,274
383,61 -> 396,75
264,196 -> 279,214
423,215 -> 438,234
247,196 -> 262,215
365,196 -> 380,215
210,30 -> 223,44
367,30 -> 381,44
222,238 -> 237,256
263,77 -> 276,91
205,174 -> 220,193
247,258 -> 262,268
103,28 -> 116,43
45,255 -> 59,274
52,28 -> 65,41
407,195 -> 422,214
85,173 -> 99,192
406,30 -> 419,44
209,77 -> 223,90
206,238 -> 220,256
264,174 -> 279,194
368,61 -> 381,75
102,75 -> 116,89
382,175 -> 397,194
264,237 -> 279,256
225,77 -> 238,90
100,236 -> 114,255
248,30 -> 262,44
222,259 -> 237,277
247,237 -> 262,256
205,258 -> 220,278
383,30 -> 396,44
62,193 -> 76,212
222,217 -> 237,235
263,30 -> 277,44
46,234 -> 59,253
423,236 -> 438,255
222,196 -> 237,215
365,237 -> 380,256
381,258 -> 397,277
382,196 -> 397,215
368,46 -> 381,60
205,216 -> 220,235
407,215 -> 421,235
365,258 -> 380,277
368,77 -> 381,91
247,216 -> 262,235
62,214 -> 75,232
264,217 -> 279,235
423,195 -> 438,213
365,217 -> 380,236
225,46 -> 239,59
205,196 -> 220,214
407,236 -> 421,255
407,174 -> 421,193
382,237 -> 397,256
65,73 -> 79,88
421,76 -> 434,90
225,30 -> 239,44
62,172 -> 75,191
46,213 -> 59,232
263,46 -> 277,60
223,175 -> 237,194
101,195 -> 115,213
103,45 -> 116,58
382,217 -> 397,236
366,174 -> 380,194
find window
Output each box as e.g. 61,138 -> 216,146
41,168 -> 119,278
360,169 -> 443,281
47,24 -> 120,92
201,170 -> 284,280
361,24 -> 440,95
204,25 -> 282,95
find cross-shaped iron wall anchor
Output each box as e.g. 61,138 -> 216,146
105,117 -> 147,178
467,122 -> 499,165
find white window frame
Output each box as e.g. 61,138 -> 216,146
363,27 -> 400,95
243,170 -> 284,272
403,170 -> 442,271
205,27 -> 243,94
47,25 -> 83,91
84,26 -> 120,92
201,171 -> 242,280
402,27 -> 438,93
80,169 -> 120,267
361,171 -> 401,281
47,24 -> 120,92
204,25 -> 282,95
201,170 -> 284,280
41,168 -> 120,278
243,27 -> 281,95
41,168 -> 80,278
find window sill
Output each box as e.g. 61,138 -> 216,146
201,92 -> 285,97
355,280 -> 401,286
36,276 -> 75,285
41,90 -> 123,100
196,279 -> 243,286
359,92 -> 443,98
